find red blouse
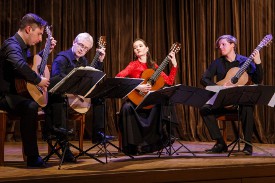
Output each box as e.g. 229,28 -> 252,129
116,60 -> 178,85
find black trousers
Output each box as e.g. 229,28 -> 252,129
200,104 -> 255,142
43,93 -> 67,131
43,94 -> 104,141
0,95 -> 39,157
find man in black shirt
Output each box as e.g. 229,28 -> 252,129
200,35 -> 263,155
0,13 -> 56,167
43,32 -> 108,162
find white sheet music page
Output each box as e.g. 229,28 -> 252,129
205,85 -> 226,92
204,86 -> 224,105
268,93 -> 275,107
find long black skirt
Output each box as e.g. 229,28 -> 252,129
118,100 -> 171,155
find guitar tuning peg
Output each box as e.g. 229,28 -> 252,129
267,41 -> 272,47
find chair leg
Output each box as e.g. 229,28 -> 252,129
222,122 -> 227,144
0,111 -> 7,166
79,114 -> 85,151
218,120 -> 228,144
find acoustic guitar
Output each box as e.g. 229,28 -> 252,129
127,42 -> 181,109
67,36 -> 107,113
217,34 -> 273,86
15,26 -> 52,107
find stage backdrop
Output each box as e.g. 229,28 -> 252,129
1,0 -> 274,143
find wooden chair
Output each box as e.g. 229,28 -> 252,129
68,112 -> 86,151
0,109 -> 46,165
217,113 -> 239,144
0,109 -> 86,165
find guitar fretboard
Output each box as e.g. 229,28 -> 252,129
39,27 -> 52,76
148,57 -> 170,84
233,45 -> 262,80
90,51 -> 101,67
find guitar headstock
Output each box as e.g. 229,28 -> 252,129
98,36 -> 106,49
259,34 -> 273,48
170,42 -> 181,54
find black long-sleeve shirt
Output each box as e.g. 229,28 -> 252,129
49,48 -> 104,88
200,54 -> 263,87
0,33 -> 41,96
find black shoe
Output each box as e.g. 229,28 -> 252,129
42,132 -> 56,141
27,156 -> 48,168
63,149 -> 77,163
205,143 -> 228,153
242,144 -> 253,155
53,127 -> 73,135
93,132 -> 116,143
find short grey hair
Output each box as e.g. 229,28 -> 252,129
216,35 -> 237,50
74,32 -> 93,47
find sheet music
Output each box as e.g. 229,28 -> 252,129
205,85 -> 225,92
268,93 -> 275,107
49,67 -> 79,93
205,92 -> 218,105
205,86 -> 223,105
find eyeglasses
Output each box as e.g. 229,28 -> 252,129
76,42 -> 90,51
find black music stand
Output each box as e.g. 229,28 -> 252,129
75,77 -> 144,163
211,85 -> 275,157
49,66 -> 105,96
45,67 -> 106,169
136,84 -> 215,156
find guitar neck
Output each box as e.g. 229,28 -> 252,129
148,56 -> 170,83
233,45 -> 262,80
90,51 -> 101,67
39,37 -> 51,76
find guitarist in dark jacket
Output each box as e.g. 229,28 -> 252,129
200,35 -> 263,155
0,13 -> 56,167
43,32 -> 106,162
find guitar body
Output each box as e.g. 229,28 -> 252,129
26,54 -> 50,107
127,69 -> 165,109
216,67 -> 249,86
67,94 -> 91,114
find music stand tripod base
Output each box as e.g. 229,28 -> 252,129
83,78 -> 144,163
210,85 -> 275,157
136,84 -> 210,157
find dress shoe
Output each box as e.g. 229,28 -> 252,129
53,127 -> 73,135
27,156 -> 48,168
94,132 -> 116,143
205,143 -> 228,153
242,144 -> 253,155
63,149 -> 77,163
42,132 -> 56,141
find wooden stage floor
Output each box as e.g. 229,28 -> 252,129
1,140 -> 275,183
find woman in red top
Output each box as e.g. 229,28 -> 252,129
116,38 -> 178,155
